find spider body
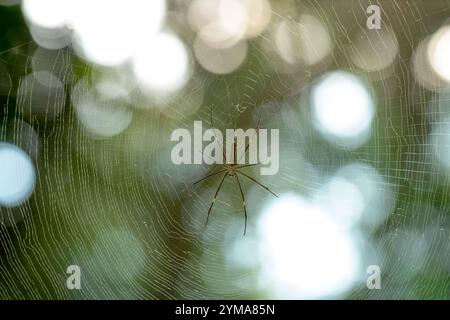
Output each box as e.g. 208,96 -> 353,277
193,111 -> 278,235
225,163 -> 238,176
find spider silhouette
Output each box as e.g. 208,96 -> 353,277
193,110 -> 278,235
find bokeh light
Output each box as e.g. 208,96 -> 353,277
194,37 -> 248,75
71,78 -> 133,138
350,27 -> 399,74
28,23 -> 72,50
16,70 -> 65,120
428,25 -> 450,83
132,32 -> 190,93
274,14 -> 332,67
258,194 -> 361,299
188,0 -> 270,49
332,163 -> 395,231
311,71 -> 375,147
21,0 -> 68,29
314,176 -> 365,229
431,115 -> 450,170
31,47 -> 72,80
413,35 -> 448,91
22,0 -> 166,65
0,143 -> 36,207
71,0 -> 166,66
241,0 -> 271,38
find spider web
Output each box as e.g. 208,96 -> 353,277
0,0 -> 449,299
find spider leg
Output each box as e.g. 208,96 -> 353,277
235,174 -> 247,236
236,170 -> 279,198
210,105 -> 226,164
193,169 -> 227,185
205,172 -> 228,228
237,113 -> 262,163
236,163 -> 260,170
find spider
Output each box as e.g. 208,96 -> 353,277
193,110 -> 278,235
